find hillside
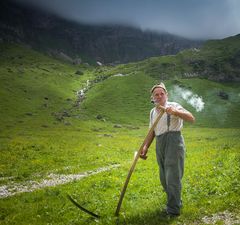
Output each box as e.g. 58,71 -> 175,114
78,35 -> 240,127
0,41 -> 240,129
80,75 -> 240,128
102,34 -> 240,82
0,43 -> 96,130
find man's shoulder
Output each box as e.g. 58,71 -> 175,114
167,101 -> 186,111
150,107 -> 155,116
167,101 -> 181,107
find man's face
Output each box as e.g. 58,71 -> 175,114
152,87 -> 168,105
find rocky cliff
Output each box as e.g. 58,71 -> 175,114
0,1 -> 203,64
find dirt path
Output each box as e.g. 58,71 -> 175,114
202,211 -> 240,225
0,164 -> 119,198
193,210 -> 240,225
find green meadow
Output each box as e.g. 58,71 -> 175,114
0,43 -> 240,224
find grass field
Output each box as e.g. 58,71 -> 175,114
0,124 -> 239,224
0,43 -> 240,224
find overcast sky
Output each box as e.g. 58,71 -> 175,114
15,0 -> 240,40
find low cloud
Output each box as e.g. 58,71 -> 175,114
13,0 -> 240,39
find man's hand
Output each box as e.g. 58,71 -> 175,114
165,106 -> 178,116
140,145 -> 148,160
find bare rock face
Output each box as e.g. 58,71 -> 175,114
0,1 -> 203,64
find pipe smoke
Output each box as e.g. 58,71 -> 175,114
172,86 -> 205,112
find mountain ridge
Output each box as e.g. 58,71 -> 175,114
0,0 -> 203,65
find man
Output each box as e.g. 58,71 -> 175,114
140,82 -> 195,216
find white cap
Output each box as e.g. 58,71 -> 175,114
150,82 -> 167,93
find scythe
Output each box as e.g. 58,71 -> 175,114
115,105 -> 165,216
67,105 -> 165,218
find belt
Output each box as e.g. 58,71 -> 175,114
157,131 -> 181,137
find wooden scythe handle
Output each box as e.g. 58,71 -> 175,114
115,105 -> 165,216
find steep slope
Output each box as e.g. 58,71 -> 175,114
107,34 -> 240,82
0,41 -> 240,130
0,43 -> 95,129
78,35 -> 240,127
79,74 -> 240,128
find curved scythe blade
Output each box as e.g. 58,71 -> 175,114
67,194 -> 100,218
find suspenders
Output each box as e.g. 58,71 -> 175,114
167,113 -> 171,132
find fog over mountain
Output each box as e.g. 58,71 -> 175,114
13,0 -> 240,40
0,0 -> 203,64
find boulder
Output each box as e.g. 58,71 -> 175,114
218,91 -> 229,100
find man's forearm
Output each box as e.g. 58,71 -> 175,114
144,130 -> 155,148
175,110 -> 195,123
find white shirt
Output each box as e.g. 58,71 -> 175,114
149,101 -> 185,136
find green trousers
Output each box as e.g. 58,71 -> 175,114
156,131 -> 185,215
